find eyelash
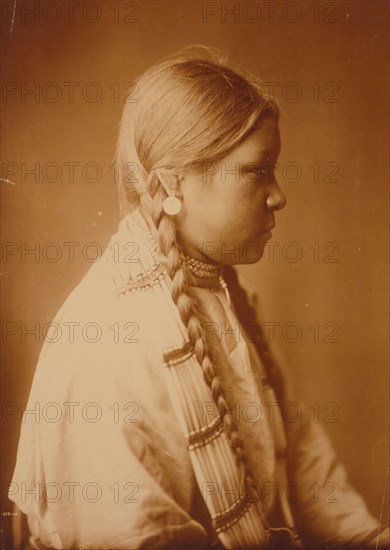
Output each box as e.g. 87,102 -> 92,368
245,164 -> 278,179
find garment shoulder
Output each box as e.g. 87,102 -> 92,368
30,258 -> 166,405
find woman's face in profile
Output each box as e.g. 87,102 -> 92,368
176,115 -> 287,265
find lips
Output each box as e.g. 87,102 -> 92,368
262,222 -> 275,232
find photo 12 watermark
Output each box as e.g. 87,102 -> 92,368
1,2 -> 141,27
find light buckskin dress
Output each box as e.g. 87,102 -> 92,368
9,210 -> 389,549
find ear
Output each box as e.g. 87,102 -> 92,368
155,169 -> 180,196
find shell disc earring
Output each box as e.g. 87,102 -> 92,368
162,194 -> 182,215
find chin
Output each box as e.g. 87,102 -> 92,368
233,241 -> 265,265
238,252 -> 264,265
199,236 -> 267,266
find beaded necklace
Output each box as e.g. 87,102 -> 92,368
182,255 -> 231,306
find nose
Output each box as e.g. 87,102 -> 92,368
266,179 -> 287,211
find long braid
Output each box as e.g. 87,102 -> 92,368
223,265 -> 287,408
139,172 -> 257,501
222,268 -> 307,546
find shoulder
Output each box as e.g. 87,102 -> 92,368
30,214 -> 172,402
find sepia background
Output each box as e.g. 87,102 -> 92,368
1,0 -> 389,545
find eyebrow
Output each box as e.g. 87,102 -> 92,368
251,148 -> 281,162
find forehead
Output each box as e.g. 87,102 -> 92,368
226,116 -> 281,162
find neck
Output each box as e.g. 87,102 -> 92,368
176,233 -> 223,269
182,255 -> 231,307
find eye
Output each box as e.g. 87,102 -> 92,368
244,162 -> 277,182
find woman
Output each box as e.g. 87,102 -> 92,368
9,48 -> 389,549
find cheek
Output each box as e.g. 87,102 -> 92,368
227,192 -> 266,232
181,179 -> 265,239
205,206 -> 262,251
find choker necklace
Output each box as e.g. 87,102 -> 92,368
182,255 -> 231,306
182,255 -> 223,279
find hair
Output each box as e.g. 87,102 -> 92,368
115,46 -> 281,500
